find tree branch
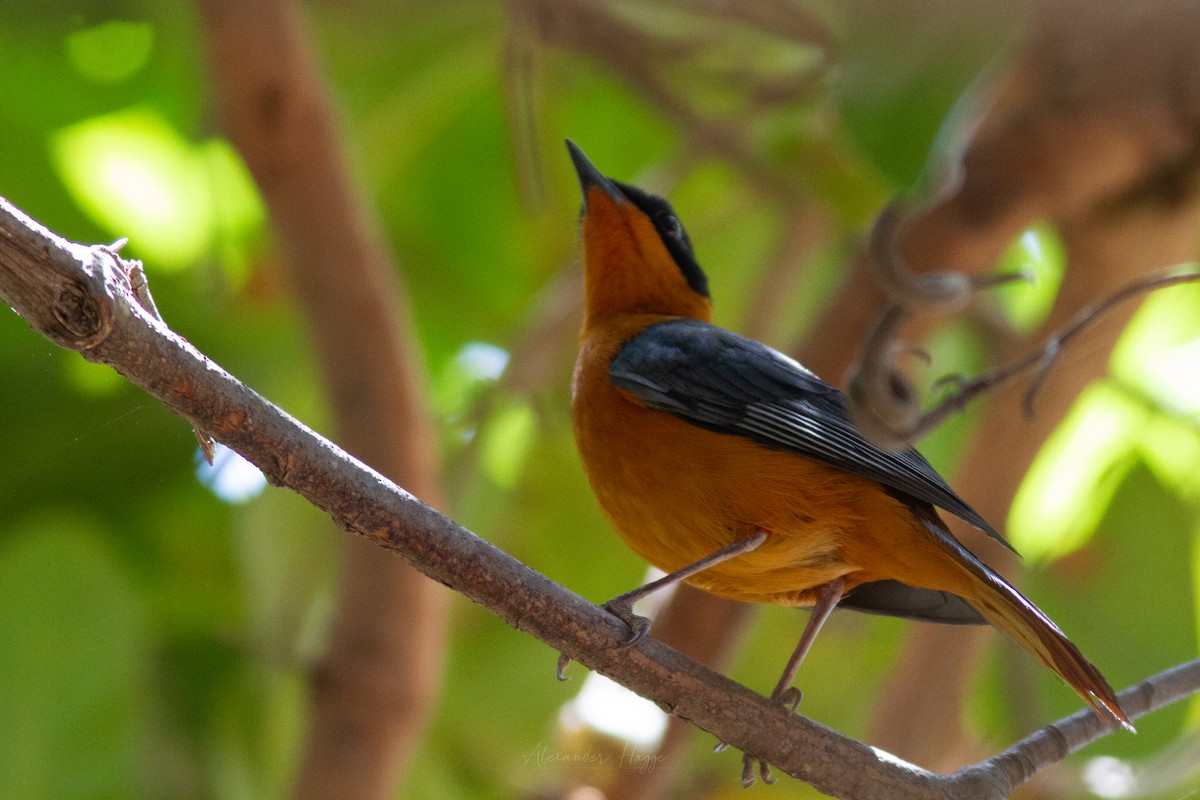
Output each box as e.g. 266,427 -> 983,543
2,197 -> 1197,798
950,658 -> 1200,796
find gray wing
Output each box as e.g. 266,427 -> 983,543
839,580 -> 985,624
610,318 -> 1012,550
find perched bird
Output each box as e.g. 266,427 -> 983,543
565,140 -> 1131,742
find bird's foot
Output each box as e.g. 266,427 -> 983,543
741,753 -> 777,788
601,596 -> 652,647
775,686 -> 802,712
555,596 -> 653,680
712,686 -> 801,785
711,744 -> 777,787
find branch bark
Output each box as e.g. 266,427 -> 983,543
3,198 -> 1198,799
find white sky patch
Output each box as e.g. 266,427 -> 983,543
457,341 -> 509,381
1083,756 -> 1136,798
559,672 -> 668,750
197,444 -> 268,504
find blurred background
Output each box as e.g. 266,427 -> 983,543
0,1 -> 1198,799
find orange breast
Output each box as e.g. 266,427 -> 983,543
572,315 -> 971,607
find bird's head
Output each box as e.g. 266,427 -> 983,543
567,141 -> 713,326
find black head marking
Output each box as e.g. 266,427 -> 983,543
613,179 -> 710,299
565,140 -> 710,299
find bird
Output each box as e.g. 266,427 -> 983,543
563,139 -> 1132,755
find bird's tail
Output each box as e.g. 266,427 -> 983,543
922,517 -> 1133,731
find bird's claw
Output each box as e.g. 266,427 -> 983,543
739,687 -> 801,783
741,753 -> 776,788
712,686 -> 800,783
601,598 -> 652,647
712,742 -> 776,786
555,652 -> 572,681
776,686 -> 802,712
555,597 -> 652,680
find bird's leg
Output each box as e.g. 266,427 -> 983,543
557,530 -> 768,680
603,530 -> 769,645
722,577 -> 846,788
767,576 -> 845,707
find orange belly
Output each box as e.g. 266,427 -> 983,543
572,315 -> 973,607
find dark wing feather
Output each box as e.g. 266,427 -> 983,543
610,318 -> 1012,550
840,580 -> 985,624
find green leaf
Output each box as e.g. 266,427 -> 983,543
481,399 -> 537,489
0,511 -> 149,799
64,21 -> 155,85
990,223 -> 1066,334
1008,382 -> 1143,563
50,107 -> 263,272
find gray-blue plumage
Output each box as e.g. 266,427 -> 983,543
610,318 -> 1007,547
609,318 -> 1017,625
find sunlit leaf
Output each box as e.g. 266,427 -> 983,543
1138,413 -> 1200,500
52,107 -> 209,268
990,222 -> 1066,334
64,21 -> 154,85
1111,278 -> 1200,416
1008,382 -> 1143,562
480,399 -> 536,489
51,107 -> 264,273
197,138 -> 268,283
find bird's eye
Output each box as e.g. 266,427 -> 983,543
662,215 -> 684,239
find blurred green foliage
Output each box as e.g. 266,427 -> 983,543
0,2 -> 1197,799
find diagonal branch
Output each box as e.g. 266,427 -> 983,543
1,196 -> 1197,799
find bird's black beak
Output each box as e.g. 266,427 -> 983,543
566,140 -> 626,208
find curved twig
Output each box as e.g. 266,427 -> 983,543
902,267 -> 1200,444
846,304 -> 919,449
851,201 -> 1037,447
869,202 -> 977,313
855,205 -> 1200,448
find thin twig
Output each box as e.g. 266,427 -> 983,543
850,201 -> 1036,447
927,268 -> 1200,433
949,658 -> 1200,796
855,260 -> 1200,447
